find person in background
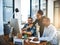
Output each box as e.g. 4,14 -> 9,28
33,10 -> 44,37
0,22 -> 13,45
22,17 -> 36,36
39,17 -> 57,45
4,21 -> 11,36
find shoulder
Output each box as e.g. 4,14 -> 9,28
25,23 -> 28,25
33,26 -> 36,29
23,23 -> 28,28
49,24 -> 56,28
34,19 -> 38,22
48,24 -> 56,31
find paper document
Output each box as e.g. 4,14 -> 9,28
28,37 -> 37,40
30,40 -> 40,43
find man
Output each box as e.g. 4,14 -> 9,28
22,17 -> 36,36
34,10 -> 44,37
39,17 -> 57,45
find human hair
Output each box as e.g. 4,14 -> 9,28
37,10 -> 43,15
28,17 -> 33,21
42,16 -> 47,19
42,17 -> 50,21
8,21 -> 10,24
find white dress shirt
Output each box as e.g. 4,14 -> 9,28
39,24 -> 57,44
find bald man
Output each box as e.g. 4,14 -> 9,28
39,17 -> 57,45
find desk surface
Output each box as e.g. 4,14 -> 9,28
13,35 -> 47,45
9,41 -> 47,45
24,41 -> 47,45
4,34 -> 47,45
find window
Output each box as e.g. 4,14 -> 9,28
0,0 -> 4,35
21,0 -> 30,23
31,0 -> 39,20
21,0 -> 40,23
40,0 -> 48,16
3,0 -> 13,23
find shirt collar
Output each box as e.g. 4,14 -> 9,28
45,24 -> 52,28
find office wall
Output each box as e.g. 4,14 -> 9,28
54,1 -> 60,28
0,0 -> 4,35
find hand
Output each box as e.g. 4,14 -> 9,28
27,24 -> 33,28
33,38 -> 38,41
22,28 -> 27,31
22,31 -> 26,34
17,33 -> 22,39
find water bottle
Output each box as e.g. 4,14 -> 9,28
24,33 -> 27,39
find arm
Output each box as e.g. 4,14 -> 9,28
22,24 -> 28,34
26,32 -> 32,35
33,19 -> 37,26
39,27 -> 56,41
22,24 -> 28,31
22,31 -> 32,35
22,26 -> 36,35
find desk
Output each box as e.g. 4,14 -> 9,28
13,35 -> 47,45
37,42 -> 47,45
24,40 -> 47,45
3,34 -> 47,45
11,41 -> 47,45
4,34 -> 47,45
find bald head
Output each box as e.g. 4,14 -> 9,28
42,17 -> 50,27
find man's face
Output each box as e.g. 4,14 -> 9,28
36,13 -> 42,20
28,18 -> 33,24
42,19 -> 50,26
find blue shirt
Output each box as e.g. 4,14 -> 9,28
39,24 -> 57,44
23,24 -> 36,36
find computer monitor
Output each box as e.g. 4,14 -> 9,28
10,19 -> 20,36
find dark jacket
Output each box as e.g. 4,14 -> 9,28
33,19 -> 44,37
4,24 -> 11,35
23,24 -> 36,36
